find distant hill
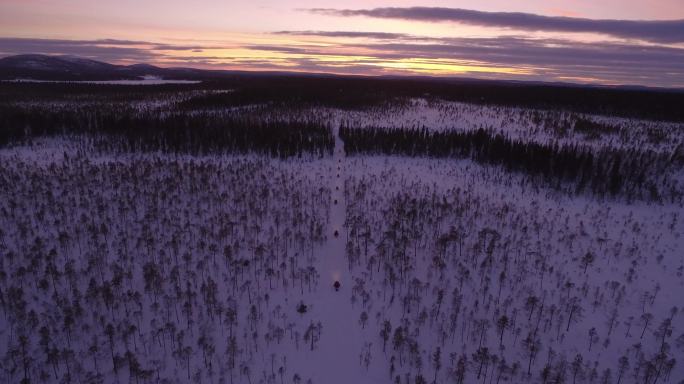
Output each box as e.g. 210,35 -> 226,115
0,54 -> 207,81
2,54 -> 683,93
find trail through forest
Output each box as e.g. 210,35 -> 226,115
293,124 -> 377,383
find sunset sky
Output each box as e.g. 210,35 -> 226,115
1,0 -> 683,87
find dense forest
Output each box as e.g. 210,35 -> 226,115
0,105 -> 334,156
2,77 -> 684,121
340,125 -> 681,201
0,155 -> 333,384
1,84 -> 681,201
0,81 -> 682,384
341,159 -> 682,384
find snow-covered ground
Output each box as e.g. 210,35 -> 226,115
342,155 -> 683,383
336,98 -> 684,155
0,99 -> 682,384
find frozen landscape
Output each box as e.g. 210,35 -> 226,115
0,75 -> 683,384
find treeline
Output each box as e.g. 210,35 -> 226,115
176,78 -> 684,120
198,76 -> 684,121
0,105 -> 334,156
340,125 -> 679,200
3,78 -> 683,120
573,118 -> 620,139
176,83 -> 395,111
0,82 -> 204,104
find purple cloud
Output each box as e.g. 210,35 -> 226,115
2,36 -> 683,87
307,7 -> 684,43
0,38 -> 205,63
246,35 -> 684,87
0,38 -> 156,63
273,31 -> 419,40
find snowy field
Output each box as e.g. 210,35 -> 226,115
334,98 -> 684,153
0,97 -> 683,384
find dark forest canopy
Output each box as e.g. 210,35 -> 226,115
0,80 -> 681,201
340,125 -> 681,202
1,74 -> 683,121
0,105 -> 334,157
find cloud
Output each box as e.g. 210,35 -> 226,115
244,35 -> 684,87
360,37 -> 684,69
242,45 -> 312,54
273,31 -> 419,40
250,34 -> 684,73
151,44 -> 207,51
0,38 -> 210,63
2,36 -> 683,87
0,38 -> 161,63
306,7 -> 684,43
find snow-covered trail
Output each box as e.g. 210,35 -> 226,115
295,124 -> 384,383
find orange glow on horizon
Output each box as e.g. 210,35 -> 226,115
1,1 -> 682,87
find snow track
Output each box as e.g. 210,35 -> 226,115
296,124 -> 380,383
